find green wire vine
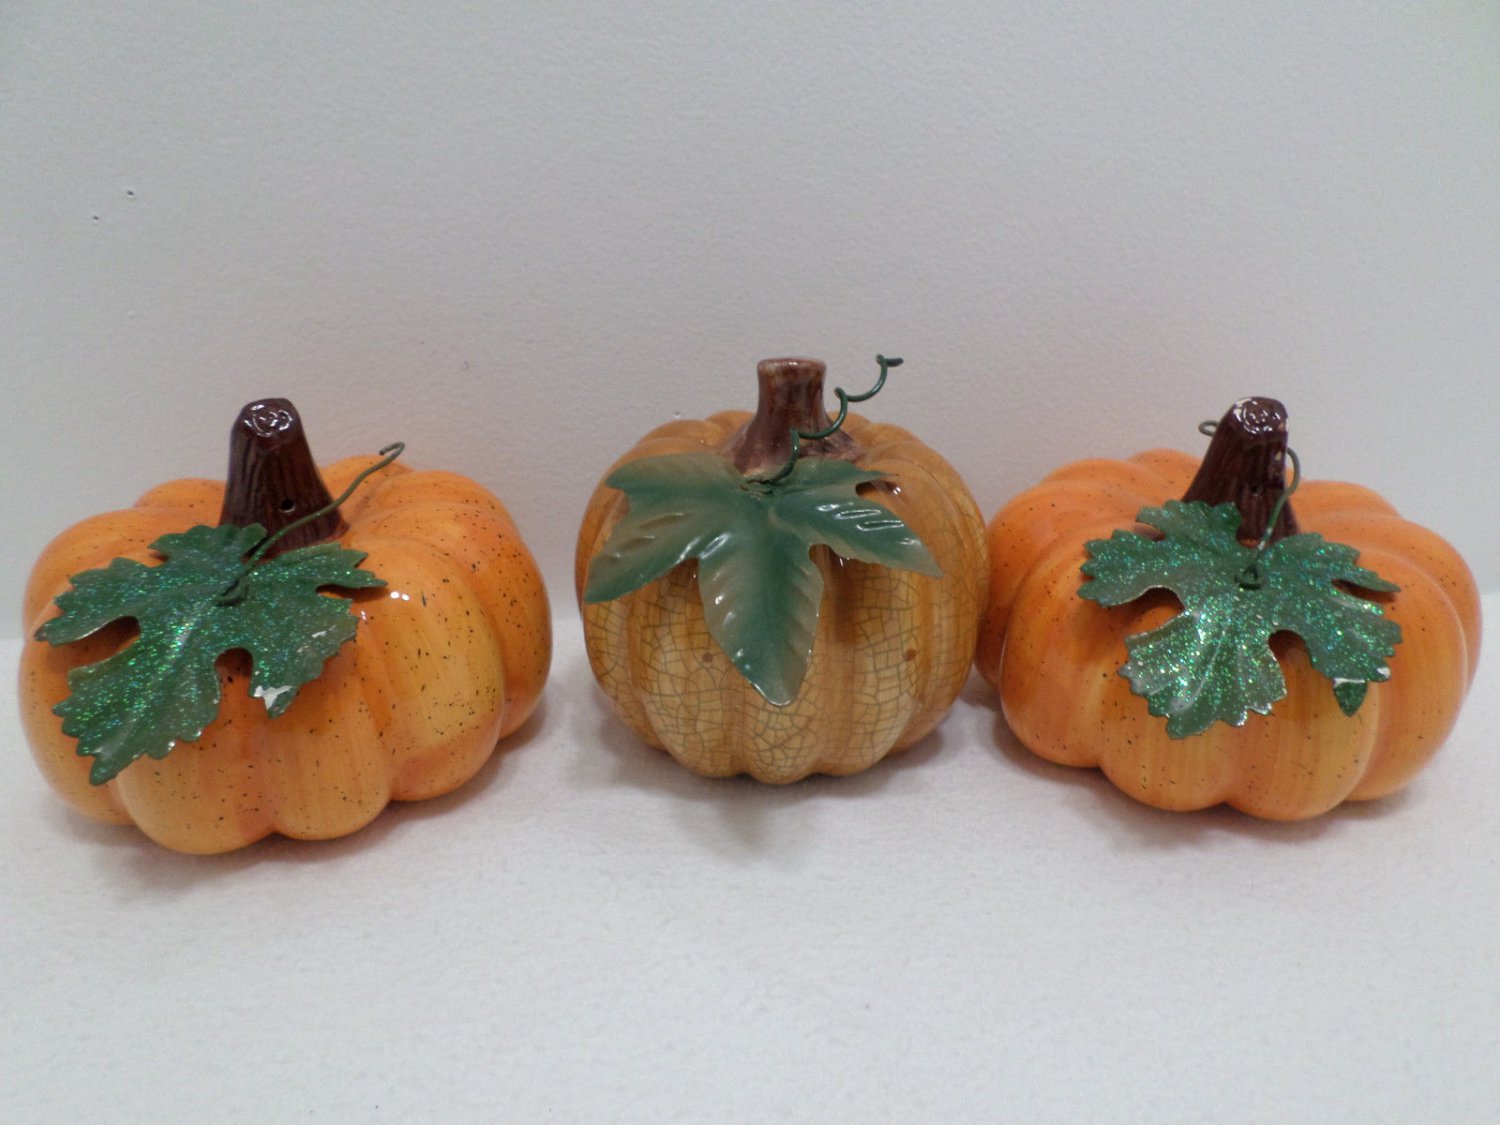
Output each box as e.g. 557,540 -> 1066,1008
217,442 -> 405,604
751,355 -> 903,486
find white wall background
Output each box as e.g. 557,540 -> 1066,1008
4,1 -> 1498,636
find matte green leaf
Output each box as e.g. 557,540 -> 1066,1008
1080,499 -> 1401,737
38,523 -> 385,784
584,451 -> 941,705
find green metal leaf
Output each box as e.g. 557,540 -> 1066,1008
581,453 -> 747,605
584,451 -> 941,705
769,459 -> 942,579
38,523 -> 385,784
1079,499 -> 1401,738
695,502 -> 824,707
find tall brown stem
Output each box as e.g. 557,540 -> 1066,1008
720,358 -> 862,477
217,399 -> 345,556
1181,396 -> 1299,542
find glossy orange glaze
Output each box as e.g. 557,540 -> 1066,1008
576,411 -> 988,783
976,449 -> 1480,819
19,455 -> 550,853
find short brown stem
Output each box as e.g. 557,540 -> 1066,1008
218,399 -> 345,556
1181,396 -> 1299,542
720,357 -> 862,477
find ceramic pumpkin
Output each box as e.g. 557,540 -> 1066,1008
976,397 -> 1480,819
20,399 -> 550,853
576,356 -> 987,783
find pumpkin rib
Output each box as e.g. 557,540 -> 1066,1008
582,592 -> 657,748
977,470 -> 1169,684
337,538 -> 509,804
893,536 -> 937,755
867,455 -> 986,748
823,551 -> 927,776
781,553 -> 866,780
703,410 -> 751,436
999,517 -> 1174,768
1330,543 -> 1469,801
348,497 -> 550,738
1214,639 -> 1382,820
628,564 -> 712,769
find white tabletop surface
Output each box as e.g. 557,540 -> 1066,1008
4,599 -> 1496,1124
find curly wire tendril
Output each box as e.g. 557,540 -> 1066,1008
1237,447 -> 1301,590
218,441 -> 406,604
752,356 -> 903,486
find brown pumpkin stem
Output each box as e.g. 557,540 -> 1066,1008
1182,396 -> 1299,542
721,358 -> 863,478
218,399 -> 345,556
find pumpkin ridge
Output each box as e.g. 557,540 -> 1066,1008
338,535 -> 509,800
1330,543 -> 1469,800
343,514 -> 546,738
869,453 -> 985,748
582,593 -> 656,746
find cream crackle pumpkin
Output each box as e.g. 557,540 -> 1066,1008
576,356 -> 988,783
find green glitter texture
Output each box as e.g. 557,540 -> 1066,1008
38,522 -> 384,784
1080,499 -> 1402,738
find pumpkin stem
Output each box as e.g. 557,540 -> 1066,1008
1182,396 -> 1300,543
722,357 -> 863,478
753,356 -> 904,485
218,399 -> 346,557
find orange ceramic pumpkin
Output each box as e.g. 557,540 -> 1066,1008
976,397 -> 1480,819
20,399 -> 551,853
576,357 -> 988,783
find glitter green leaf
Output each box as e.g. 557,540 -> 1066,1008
1079,500 -> 1401,738
583,451 -> 941,706
37,524 -> 385,784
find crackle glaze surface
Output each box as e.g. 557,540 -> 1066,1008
977,448 -> 1481,819
20,456 -> 551,853
576,411 -> 988,783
